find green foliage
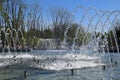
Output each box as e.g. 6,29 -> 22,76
21,37 -> 26,46
67,23 -> 77,42
0,0 -> 5,14
0,0 -> 92,49
43,28 -> 53,38
0,0 -> 4,8
107,20 -> 120,49
30,37 -> 39,46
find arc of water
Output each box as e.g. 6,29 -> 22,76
0,28 -> 5,45
0,28 -> 8,47
62,5 -> 85,50
103,11 -> 120,53
6,28 -> 13,52
71,6 -> 87,51
89,12 -> 105,53
0,29 -> 4,54
83,9 -> 106,79
102,11 -> 120,53
107,12 -> 120,78
11,29 -> 17,50
81,7 -> 98,47
99,10 -> 120,78
17,29 -> 24,46
98,11 -> 114,78
71,7 -> 98,52
0,28 -> 12,65
110,11 -> 120,53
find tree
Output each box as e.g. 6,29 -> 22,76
0,0 -> 27,47
0,0 -> 6,28
26,2 -> 43,46
43,27 -> 53,39
0,0 -> 5,13
67,23 -> 78,42
49,7 -> 73,40
1,0 -> 26,29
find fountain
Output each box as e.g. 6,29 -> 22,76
0,6 -> 120,80
0,28 -> 31,52
38,38 -> 60,50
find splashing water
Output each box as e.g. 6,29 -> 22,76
0,5 -> 120,80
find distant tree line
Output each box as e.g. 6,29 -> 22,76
1,0 -> 120,50
0,0 -> 88,49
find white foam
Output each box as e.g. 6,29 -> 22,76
0,62 -> 10,67
0,53 -> 103,70
62,53 -> 98,60
0,54 -> 43,59
47,50 -> 66,52
33,60 -> 104,71
0,54 -> 13,59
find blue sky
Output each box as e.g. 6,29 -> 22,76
24,0 -> 120,31
25,0 -> 120,11
25,0 -> 120,21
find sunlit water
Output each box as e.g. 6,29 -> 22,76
0,50 -> 120,80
